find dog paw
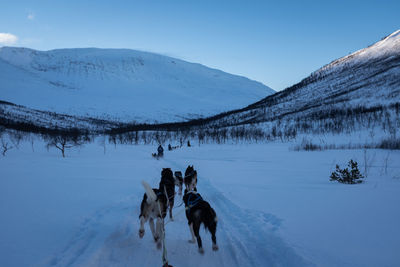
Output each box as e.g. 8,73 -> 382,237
188,239 -> 196,244
198,247 -> 204,254
212,244 -> 219,251
138,229 -> 145,238
154,236 -> 159,243
169,217 -> 174,221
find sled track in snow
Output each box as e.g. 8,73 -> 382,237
42,159 -> 313,267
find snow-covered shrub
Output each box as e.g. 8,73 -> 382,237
330,160 -> 364,184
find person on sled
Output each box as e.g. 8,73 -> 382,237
157,144 -> 164,157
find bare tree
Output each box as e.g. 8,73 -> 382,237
29,135 -> 35,152
1,138 -> 13,156
9,131 -> 23,149
363,149 -> 376,178
99,135 -> 107,154
380,152 -> 391,176
46,136 -> 83,158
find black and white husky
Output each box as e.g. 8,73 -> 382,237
183,189 -> 218,254
138,181 -> 167,249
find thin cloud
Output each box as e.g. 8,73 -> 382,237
0,33 -> 18,45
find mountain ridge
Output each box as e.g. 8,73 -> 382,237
189,29 -> 400,131
0,46 -> 274,123
1,30 -> 399,136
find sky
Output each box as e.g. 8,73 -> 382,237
0,0 -> 399,91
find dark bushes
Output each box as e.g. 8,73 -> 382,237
330,160 -> 364,184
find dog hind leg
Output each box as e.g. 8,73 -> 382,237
155,218 -> 163,249
211,227 -> 218,251
169,201 -> 174,220
193,221 -> 204,254
188,223 -> 196,243
208,216 -> 218,251
139,216 -> 147,238
149,218 -> 157,241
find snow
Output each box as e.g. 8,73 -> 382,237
0,47 -> 274,123
1,139 -> 399,266
0,30 -> 399,267
212,30 -> 400,129
316,29 -> 400,75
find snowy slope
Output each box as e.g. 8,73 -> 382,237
0,47 -> 274,123
204,30 -> 400,128
317,29 -> 400,74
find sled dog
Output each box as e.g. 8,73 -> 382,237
138,181 -> 167,249
159,168 -> 176,219
183,189 -> 218,253
184,165 -> 197,191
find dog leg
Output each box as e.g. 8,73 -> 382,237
178,184 -> 182,195
149,218 -> 157,241
211,233 -> 218,251
209,222 -> 218,251
139,216 -> 146,238
188,223 -> 196,243
155,218 -> 163,249
169,202 -> 173,221
193,222 -> 204,254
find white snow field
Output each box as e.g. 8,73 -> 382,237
0,47 -> 274,123
1,140 -> 399,267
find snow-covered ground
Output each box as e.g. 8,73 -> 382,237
1,140 -> 399,267
0,47 -> 274,123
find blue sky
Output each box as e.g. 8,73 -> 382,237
0,0 -> 399,91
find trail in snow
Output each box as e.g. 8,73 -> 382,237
2,142 -> 399,267
43,158 -> 312,267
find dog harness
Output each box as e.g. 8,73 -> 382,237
155,191 -> 165,199
186,192 -> 203,211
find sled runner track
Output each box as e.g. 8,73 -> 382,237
200,181 -> 312,266
41,195 -> 140,267
41,158 -> 313,267
162,159 -> 314,267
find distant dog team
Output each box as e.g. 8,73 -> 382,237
139,165 -> 218,254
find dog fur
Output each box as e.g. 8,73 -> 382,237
184,165 -> 197,191
159,168 -> 176,219
174,171 -> 183,195
138,186 -> 167,249
183,189 -> 218,253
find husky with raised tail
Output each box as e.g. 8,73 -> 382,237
138,181 -> 167,249
183,188 -> 218,253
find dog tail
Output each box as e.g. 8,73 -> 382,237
141,180 -> 157,204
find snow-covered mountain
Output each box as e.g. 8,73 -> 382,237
202,29 -> 400,128
1,30 -> 398,135
0,47 -> 274,123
